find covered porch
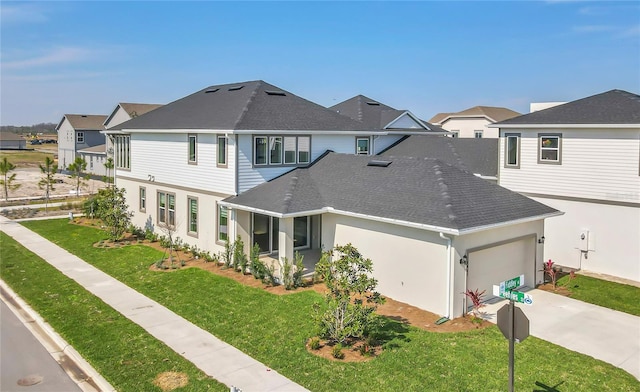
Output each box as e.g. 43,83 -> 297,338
259,248 -> 323,279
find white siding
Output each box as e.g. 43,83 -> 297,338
499,128 -> 640,203
374,135 -> 404,153
440,118 -> 497,138
56,118 -> 76,170
104,106 -> 132,129
128,132 -> 235,195
387,114 -> 423,129
533,197 -> 640,283
237,133 -> 370,193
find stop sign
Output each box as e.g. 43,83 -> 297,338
497,304 -> 530,343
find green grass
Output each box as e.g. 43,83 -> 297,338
15,219 -> 640,391
557,274 -> 640,316
0,231 -> 227,392
0,149 -> 55,165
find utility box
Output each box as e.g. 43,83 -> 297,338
578,229 -> 596,252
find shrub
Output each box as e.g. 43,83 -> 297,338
222,239 -> 233,268
293,251 -> 305,288
232,236 -> 248,273
309,337 -> 321,350
358,342 -> 373,357
544,259 -> 558,288
282,252 -> 306,290
331,344 -> 344,360
464,288 -> 486,318
282,257 -> 294,290
262,262 -> 279,286
249,244 -> 265,280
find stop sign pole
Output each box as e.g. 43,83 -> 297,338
507,299 -> 515,392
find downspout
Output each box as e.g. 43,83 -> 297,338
439,232 -> 452,319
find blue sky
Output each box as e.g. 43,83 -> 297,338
1,1 -> 639,126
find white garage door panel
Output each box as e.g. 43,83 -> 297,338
468,238 -> 534,299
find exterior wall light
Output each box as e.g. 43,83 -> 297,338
538,236 -> 545,244
459,254 -> 468,267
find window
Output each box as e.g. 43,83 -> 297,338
269,136 -> 283,164
139,187 -> 146,212
539,134 -> 562,164
504,133 -> 521,168
450,130 -> 459,138
255,136 -> 268,165
77,132 -> 84,143
254,135 -> 311,166
356,137 -> 370,155
475,130 -> 483,139
188,134 -> 197,164
217,205 -> 228,242
284,137 -> 296,164
158,191 -> 175,227
115,135 -> 131,169
217,136 -> 227,167
188,197 -> 198,236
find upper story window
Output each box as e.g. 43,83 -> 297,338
188,134 -> 197,164
504,133 -> 521,168
539,133 -> 562,164
77,132 -> 84,143
475,130 -> 483,139
217,136 -> 227,167
356,137 -> 370,155
114,135 -> 131,170
254,135 -> 310,166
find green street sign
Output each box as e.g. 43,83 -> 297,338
500,274 -> 525,294
503,290 -> 533,305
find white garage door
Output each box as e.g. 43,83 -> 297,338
467,237 -> 536,301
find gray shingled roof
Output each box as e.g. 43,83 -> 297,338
430,106 -> 521,124
495,89 -> 640,125
59,115 -> 107,131
223,153 -> 558,233
380,135 -> 498,177
330,94 -> 445,133
111,81 -> 371,131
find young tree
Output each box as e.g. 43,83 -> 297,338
67,157 -> 87,196
0,157 -> 21,201
313,243 -> 384,345
104,157 -> 114,187
38,156 -> 57,213
90,187 -> 133,241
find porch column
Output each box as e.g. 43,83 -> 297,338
278,217 -> 294,270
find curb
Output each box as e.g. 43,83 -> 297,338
0,279 -> 116,392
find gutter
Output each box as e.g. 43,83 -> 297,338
439,232 -> 453,319
488,123 -> 640,129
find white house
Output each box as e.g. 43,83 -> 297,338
430,106 -> 520,138
491,89 -> 640,283
56,114 -> 107,175
107,80 -> 561,318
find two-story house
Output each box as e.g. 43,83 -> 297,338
491,89 -> 640,283
108,80 -> 561,318
430,106 -> 521,138
56,114 -> 107,175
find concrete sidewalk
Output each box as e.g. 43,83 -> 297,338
482,289 -> 640,380
0,216 -> 308,391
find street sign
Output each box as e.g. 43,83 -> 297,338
499,274 -> 524,296
497,304 -> 530,342
492,286 -> 534,305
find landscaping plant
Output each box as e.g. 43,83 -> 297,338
67,157 -> 87,196
313,243 -> 384,345
38,156 -> 56,212
0,156 -> 21,201
464,288 -> 486,321
544,259 -> 558,288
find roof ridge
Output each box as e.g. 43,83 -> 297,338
445,140 -> 468,172
282,172 -> 299,214
433,161 -> 458,227
232,81 -> 261,128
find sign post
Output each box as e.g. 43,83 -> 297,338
494,275 -> 532,392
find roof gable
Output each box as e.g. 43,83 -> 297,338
430,106 -> 520,125
56,114 -> 107,131
496,89 -> 640,125
112,81 -> 369,131
104,103 -> 163,128
224,153 -> 557,233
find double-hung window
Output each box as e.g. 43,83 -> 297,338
254,135 -> 310,166
475,130 -> 483,139
139,187 -> 146,212
356,137 -> 370,155
504,133 -> 521,168
539,133 -> 562,164
217,205 -> 228,242
77,132 -> 84,143
188,197 -> 198,236
158,191 -> 176,227
217,136 -> 227,167
188,134 -> 197,164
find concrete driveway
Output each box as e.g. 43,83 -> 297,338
481,289 -> 640,380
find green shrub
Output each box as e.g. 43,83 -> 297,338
222,239 -> 233,268
249,243 -> 265,279
331,344 -> 344,359
233,236 -> 248,273
309,337 -> 321,350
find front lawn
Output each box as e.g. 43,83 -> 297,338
0,232 -> 226,392
16,219 -> 640,391
557,274 -> 640,316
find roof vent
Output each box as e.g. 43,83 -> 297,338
205,88 -> 219,93
366,101 -> 380,106
367,159 -> 392,167
228,85 -> 244,91
265,90 -> 286,96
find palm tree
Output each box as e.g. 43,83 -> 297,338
0,157 -> 21,201
38,156 -> 57,213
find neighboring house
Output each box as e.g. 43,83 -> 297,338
381,135 -> 499,181
221,152 -> 560,318
330,94 -> 447,136
491,89 -> 640,283
106,79 -> 563,318
430,106 -> 520,138
0,132 -> 27,150
56,114 -> 107,175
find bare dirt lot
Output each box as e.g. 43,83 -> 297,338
2,167 -> 107,201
